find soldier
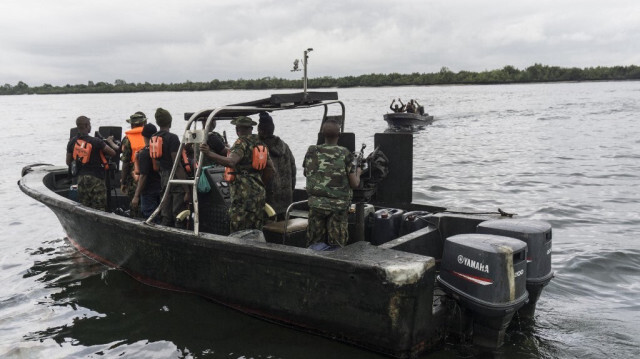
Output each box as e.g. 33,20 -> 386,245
66,115 -> 117,211
152,107 -> 189,227
303,119 -> 362,248
120,111 -> 147,217
389,99 -> 405,113
200,117 -> 229,166
257,111 -> 296,218
405,99 -> 416,114
199,116 -> 274,232
131,123 -> 161,219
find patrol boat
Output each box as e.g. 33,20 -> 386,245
19,90 -> 554,358
383,111 -> 434,130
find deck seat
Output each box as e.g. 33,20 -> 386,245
263,218 -> 308,247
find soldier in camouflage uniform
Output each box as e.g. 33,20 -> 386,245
199,116 -> 275,233
120,111 -> 147,217
257,111 -> 296,217
303,119 -> 362,248
66,116 -> 117,211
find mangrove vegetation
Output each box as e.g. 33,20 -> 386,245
2,64 -> 639,95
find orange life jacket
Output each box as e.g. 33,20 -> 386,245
252,144 -> 268,170
149,134 -> 164,172
149,135 -> 163,159
124,127 -> 146,163
73,138 -> 109,170
73,139 -> 92,165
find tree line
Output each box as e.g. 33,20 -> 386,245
2,63 -> 639,96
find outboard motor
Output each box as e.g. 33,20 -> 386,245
437,234 -> 528,348
477,219 -> 553,317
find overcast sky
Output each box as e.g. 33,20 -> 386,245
1,0 -> 639,86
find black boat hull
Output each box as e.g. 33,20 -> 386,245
19,165 -> 444,358
384,112 -> 434,128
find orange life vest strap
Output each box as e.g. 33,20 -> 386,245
181,148 -> 192,175
99,151 -> 109,170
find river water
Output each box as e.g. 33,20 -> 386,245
1,82 -> 639,358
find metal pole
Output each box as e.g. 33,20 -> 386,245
303,50 -> 308,94
355,202 -> 365,242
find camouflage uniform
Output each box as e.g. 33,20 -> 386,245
78,175 -> 107,211
303,144 -> 355,247
66,134 -> 109,211
228,134 -> 266,233
261,135 -> 295,216
120,137 -> 140,217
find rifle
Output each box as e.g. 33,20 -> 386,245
356,143 -> 368,171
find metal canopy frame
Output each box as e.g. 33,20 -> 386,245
146,93 -> 346,235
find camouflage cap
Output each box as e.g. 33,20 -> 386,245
230,116 -> 257,127
126,112 -> 147,124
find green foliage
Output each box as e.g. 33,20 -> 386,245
1,64 -> 639,96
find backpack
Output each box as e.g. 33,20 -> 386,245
71,138 -> 109,176
224,136 -> 268,182
73,139 -> 92,164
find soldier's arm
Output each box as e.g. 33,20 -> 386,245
199,143 -> 241,167
102,143 -> 116,157
348,167 -> 363,189
262,157 -> 276,185
131,174 -> 147,209
66,152 -> 73,167
120,139 -> 132,184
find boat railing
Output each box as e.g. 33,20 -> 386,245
146,98 -> 346,235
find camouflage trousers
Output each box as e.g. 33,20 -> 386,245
229,176 -> 266,233
307,206 -> 349,247
77,175 -> 107,211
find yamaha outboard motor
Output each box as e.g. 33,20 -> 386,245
437,234 -> 528,348
477,219 -> 553,317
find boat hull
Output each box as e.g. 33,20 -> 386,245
384,112 -> 434,128
19,165 -> 444,358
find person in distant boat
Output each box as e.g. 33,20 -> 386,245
414,100 -> 425,115
200,117 -> 229,166
152,108 -> 189,227
131,123 -> 161,220
405,99 -> 416,114
66,115 -> 117,211
389,99 -> 405,113
303,119 -> 362,249
120,111 -> 147,218
199,116 -> 275,232
257,111 -> 296,218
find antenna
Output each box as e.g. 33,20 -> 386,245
291,48 -> 313,96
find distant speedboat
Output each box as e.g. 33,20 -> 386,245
384,112 -> 434,130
